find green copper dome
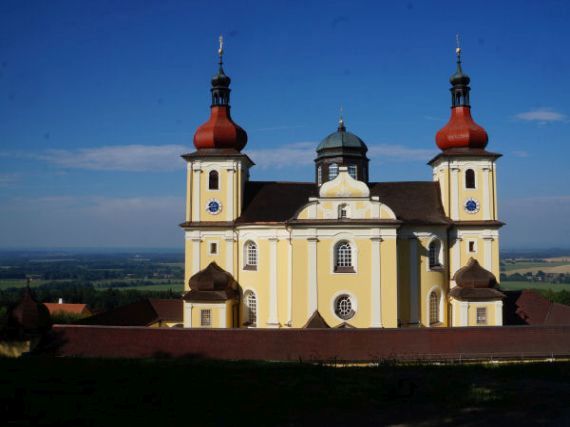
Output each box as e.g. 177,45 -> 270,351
316,121 -> 368,153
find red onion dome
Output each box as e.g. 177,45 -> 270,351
193,36 -> 248,151
435,45 -> 489,151
193,106 -> 248,150
435,106 -> 488,150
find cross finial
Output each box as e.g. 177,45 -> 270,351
338,106 -> 345,130
218,35 -> 224,63
455,33 -> 462,60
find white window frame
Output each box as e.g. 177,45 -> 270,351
331,291 -> 358,321
338,203 -> 349,219
243,290 -> 257,327
425,286 -> 444,327
331,237 -> 358,274
200,309 -> 211,327
329,163 -> 339,180
427,238 -> 443,270
348,165 -> 357,180
476,307 -> 487,325
317,166 -> 322,186
243,240 -> 258,270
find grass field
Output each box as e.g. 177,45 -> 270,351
499,281 -> 570,292
1,358 -> 569,426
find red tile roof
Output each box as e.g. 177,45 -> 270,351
503,290 -> 570,326
44,303 -> 91,316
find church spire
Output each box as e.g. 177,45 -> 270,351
193,36 -> 248,151
435,37 -> 488,151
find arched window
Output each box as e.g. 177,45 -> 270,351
329,163 -> 339,180
428,240 -> 442,269
334,294 -> 355,320
465,169 -> 475,189
338,203 -> 348,219
209,170 -> 219,190
317,166 -> 322,186
335,241 -> 354,272
244,291 -> 257,326
244,241 -> 257,270
429,291 -> 439,324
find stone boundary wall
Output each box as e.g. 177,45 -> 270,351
46,325 -> 570,361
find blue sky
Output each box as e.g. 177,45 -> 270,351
1,0 -> 569,249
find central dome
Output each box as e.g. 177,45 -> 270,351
316,122 -> 368,153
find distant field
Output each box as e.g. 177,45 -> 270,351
106,283 -> 184,292
499,281 -> 570,292
502,261 -> 570,273
0,279 -> 61,290
0,278 -> 183,292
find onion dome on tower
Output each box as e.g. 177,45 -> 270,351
193,36 -> 248,151
435,39 -> 488,151
315,110 -> 369,185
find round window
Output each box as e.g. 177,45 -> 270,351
334,295 -> 355,320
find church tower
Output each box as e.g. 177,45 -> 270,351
181,37 -> 253,285
429,40 -> 502,285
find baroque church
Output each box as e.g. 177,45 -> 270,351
181,39 -> 504,329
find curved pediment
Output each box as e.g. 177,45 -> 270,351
319,167 -> 370,199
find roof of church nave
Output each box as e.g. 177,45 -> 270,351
181,180 -> 452,227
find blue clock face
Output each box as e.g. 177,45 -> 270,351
208,201 -> 220,213
464,198 -> 479,214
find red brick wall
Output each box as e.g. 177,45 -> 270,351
47,325 -> 570,361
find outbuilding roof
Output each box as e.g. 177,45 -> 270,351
80,299 -> 182,327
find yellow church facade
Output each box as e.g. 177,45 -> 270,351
181,40 -> 504,329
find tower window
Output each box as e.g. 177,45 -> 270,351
209,242 -> 218,255
335,241 -> 354,272
476,307 -> 487,325
428,240 -> 442,269
334,295 -> 355,320
200,309 -> 211,327
244,241 -> 257,270
329,163 -> 339,180
429,291 -> 439,324
465,169 -> 475,189
209,170 -> 219,190
348,165 -> 357,179
244,291 -> 257,326
468,240 -> 476,253
317,166 -> 322,186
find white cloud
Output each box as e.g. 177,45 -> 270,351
0,195 -> 184,248
368,145 -> 435,161
514,108 -> 567,123
40,144 -> 189,172
248,142 -> 435,169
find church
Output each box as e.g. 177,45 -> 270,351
180,39 -> 504,329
